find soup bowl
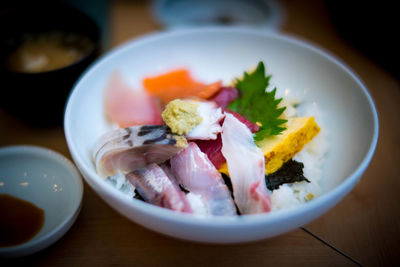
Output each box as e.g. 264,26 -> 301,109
0,2 -> 100,126
64,27 -> 378,243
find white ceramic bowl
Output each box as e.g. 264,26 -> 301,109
64,27 -> 378,243
0,145 -> 83,257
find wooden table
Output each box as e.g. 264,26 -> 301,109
1,0 -> 399,266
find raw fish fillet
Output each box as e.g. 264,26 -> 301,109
143,68 -> 222,105
209,86 -> 238,108
104,71 -> 163,128
195,108 -> 258,169
170,142 -> 237,216
127,163 -> 192,212
93,125 -> 187,177
185,100 -> 224,140
221,113 -> 271,214
223,109 -> 259,133
195,134 -> 226,169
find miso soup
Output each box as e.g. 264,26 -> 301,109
5,31 -> 94,73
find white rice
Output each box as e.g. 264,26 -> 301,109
270,98 -> 329,211
186,193 -> 208,216
106,172 -> 136,199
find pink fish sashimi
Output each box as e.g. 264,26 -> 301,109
221,113 -> 271,214
208,86 -> 238,108
126,163 -> 192,213
170,142 -> 237,216
104,71 -> 163,128
195,109 -> 259,170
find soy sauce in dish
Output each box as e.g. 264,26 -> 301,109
0,194 -> 45,247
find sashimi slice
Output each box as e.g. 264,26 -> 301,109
126,163 -> 192,213
223,109 -> 259,133
93,125 -> 187,177
185,100 -> 224,140
195,134 -> 225,169
195,109 -> 258,170
170,142 -> 237,216
104,71 -> 163,128
221,113 -> 271,214
143,69 -> 222,105
209,87 -> 238,108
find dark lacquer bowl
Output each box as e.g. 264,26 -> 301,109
0,2 -> 101,127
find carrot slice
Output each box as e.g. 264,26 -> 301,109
143,69 -> 222,105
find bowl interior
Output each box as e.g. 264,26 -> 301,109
0,146 -> 83,249
67,28 -> 377,195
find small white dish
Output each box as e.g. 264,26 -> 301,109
0,145 -> 83,258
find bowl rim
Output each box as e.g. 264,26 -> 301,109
0,145 -> 84,257
64,26 -> 379,227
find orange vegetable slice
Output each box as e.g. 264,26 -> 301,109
143,69 -> 222,105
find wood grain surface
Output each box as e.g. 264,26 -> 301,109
1,0 -> 399,266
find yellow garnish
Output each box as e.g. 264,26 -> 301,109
305,193 -> 314,201
162,99 -> 202,135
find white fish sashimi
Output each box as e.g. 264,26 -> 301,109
126,163 -> 192,213
186,100 -> 224,140
221,113 -> 271,214
170,142 -> 237,216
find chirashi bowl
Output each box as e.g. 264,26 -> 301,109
64,27 -> 378,243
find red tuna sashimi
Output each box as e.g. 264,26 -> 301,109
170,143 -> 237,216
127,163 -> 192,213
104,71 -> 163,128
208,87 -> 238,108
195,109 -> 259,169
208,86 -> 258,132
195,135 -> 225,169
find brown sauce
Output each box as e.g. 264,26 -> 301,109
0,194 -> 45,247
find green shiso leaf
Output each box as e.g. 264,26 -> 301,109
227,62 -> 287,140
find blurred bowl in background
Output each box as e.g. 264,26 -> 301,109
152,0 -> 283,30
0,1 -> 101,127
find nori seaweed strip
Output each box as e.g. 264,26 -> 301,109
221,173 -> 241,215
179,184 -> 190,194
133,189 -> 145,201
265,159 -> 310,191
221,173 -> 233,194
